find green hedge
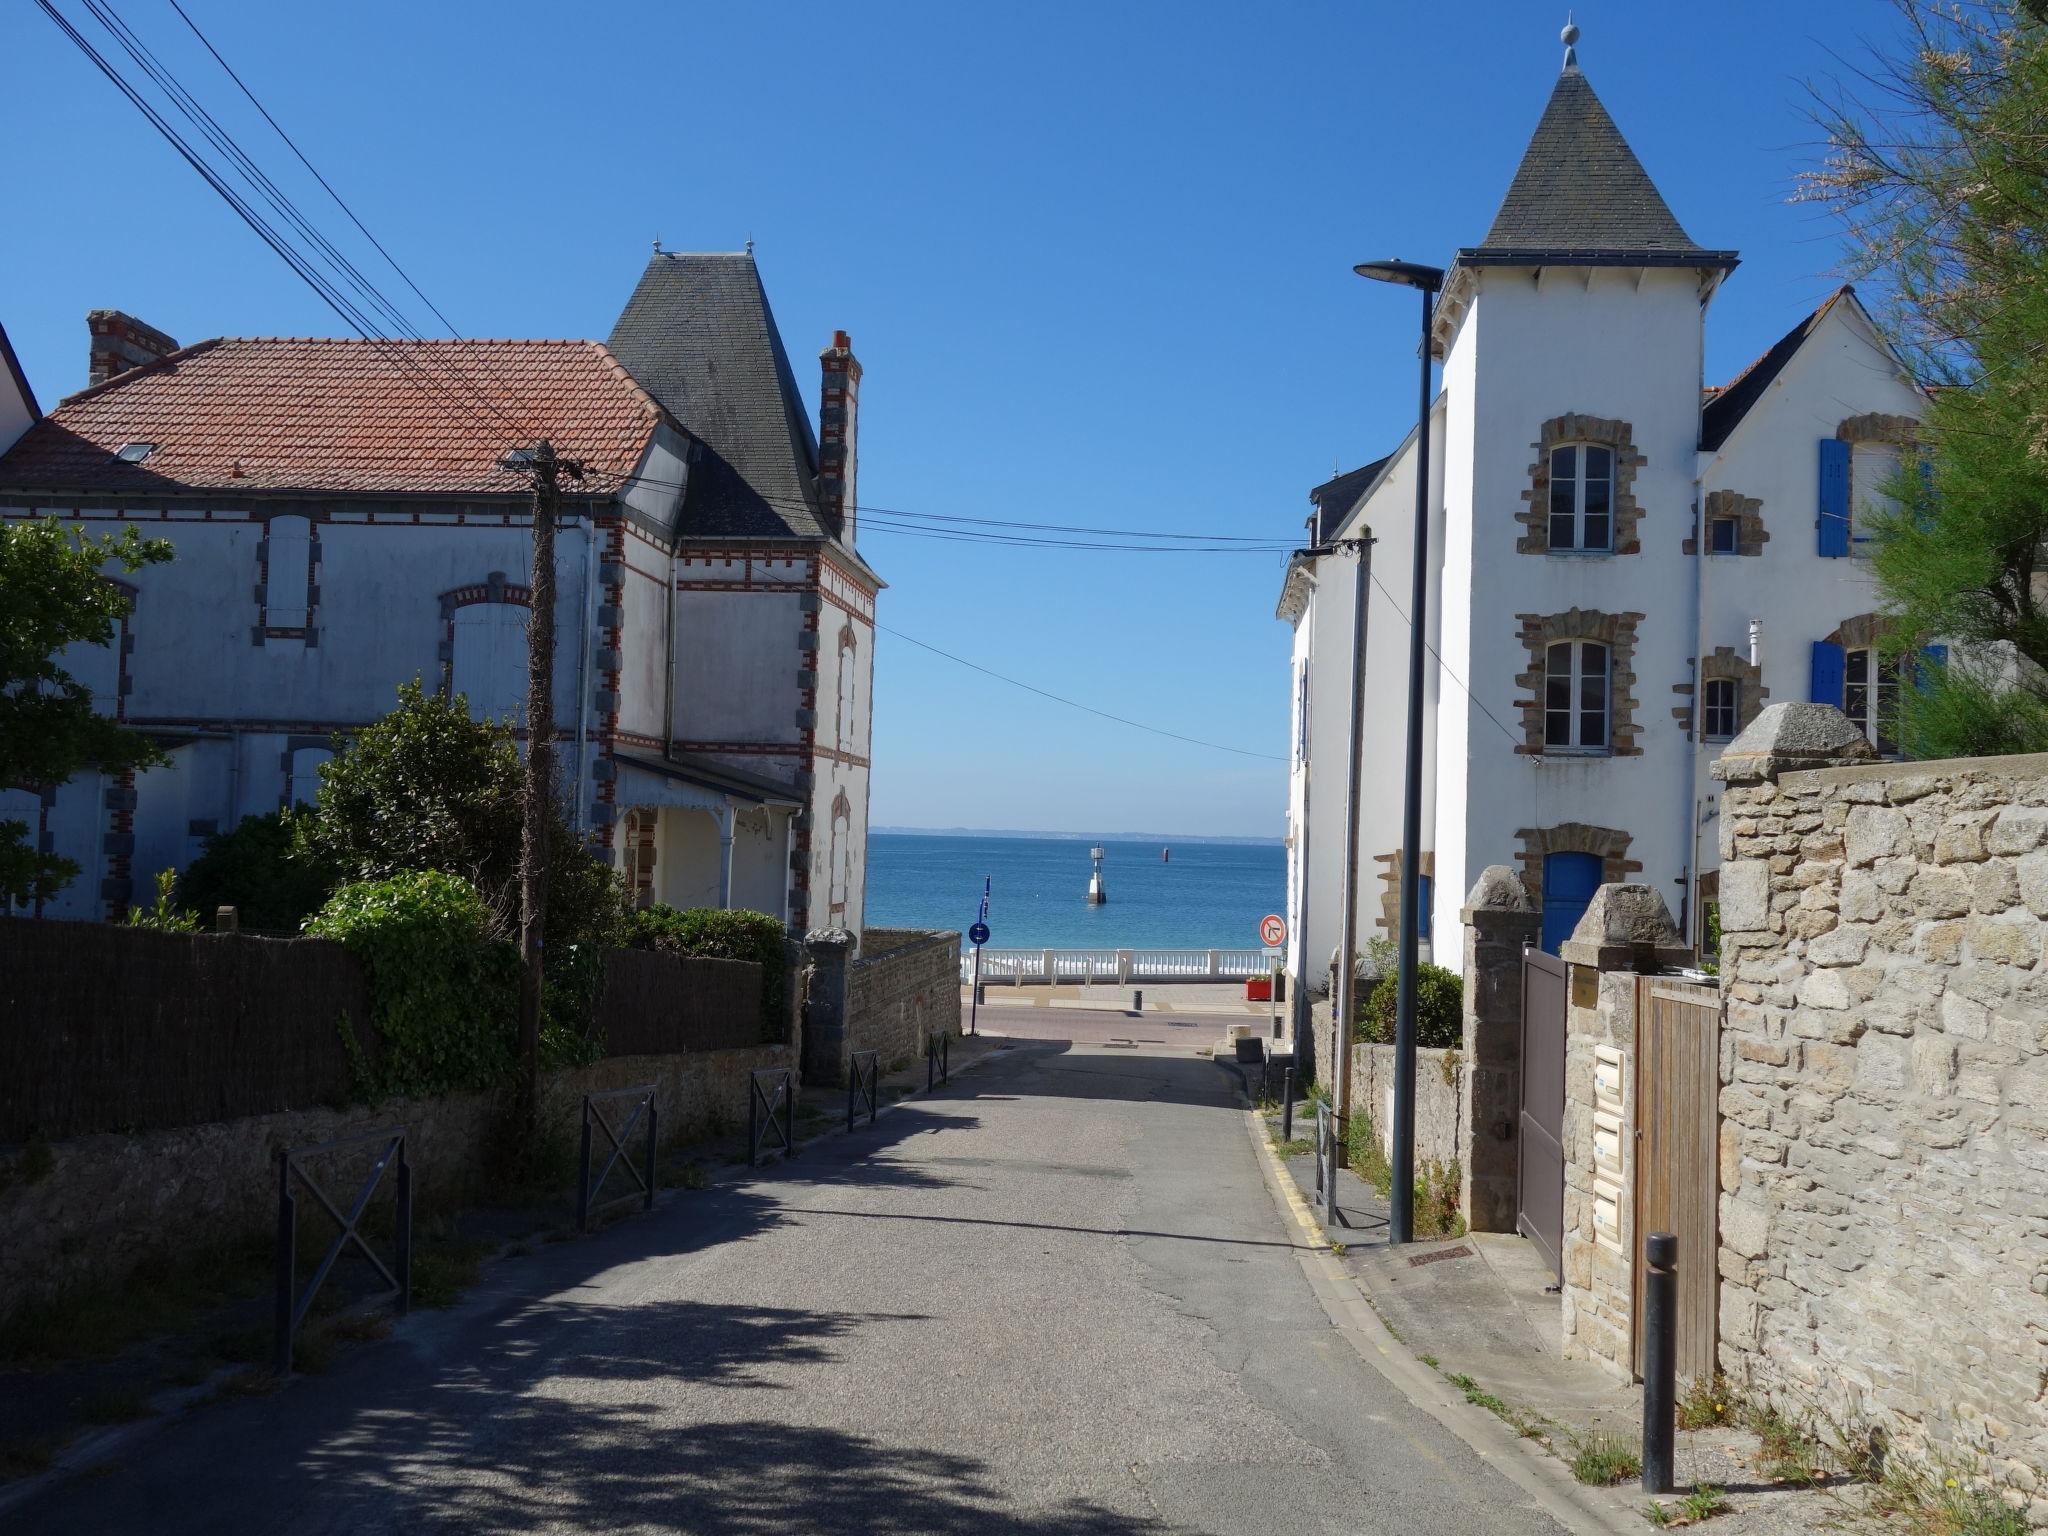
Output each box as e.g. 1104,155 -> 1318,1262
626,905 -> 787,1038
305,869 -> 517,1098
176,811 -> 338,933
1357,961 -> 1463,1050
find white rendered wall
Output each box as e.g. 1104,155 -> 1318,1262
1435,308 -> 1481,943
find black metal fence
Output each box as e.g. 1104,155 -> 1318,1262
749,1067 -> 795,1166
846,1050 -> 879,1132
274,1126 -> 410,1377
926,1032 -> 950,1091
578,1083 -> 658,1233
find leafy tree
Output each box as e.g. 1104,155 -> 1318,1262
176,811 -> 338,933
1804,3 -> 2048,752
0,519 -> 172,905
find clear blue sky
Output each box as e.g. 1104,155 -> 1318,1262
1,1 -> 1905,838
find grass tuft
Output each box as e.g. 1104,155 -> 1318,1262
1570,1433 -> 1642,1486
1676,1374 -> 1734,1431
1645,1485 -> 1731,1527
1871,1460 -> 2030,1536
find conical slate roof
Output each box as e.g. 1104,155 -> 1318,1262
1465,65 -> 1735,268
606,250 -> 830,540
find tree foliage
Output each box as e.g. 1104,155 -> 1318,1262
1354,935 -> 1464,1049
176,811 -> 339,934
1804,3 -> 2048,751
0,519 -> 172,904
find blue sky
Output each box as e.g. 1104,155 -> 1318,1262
1,1 -> 1906,837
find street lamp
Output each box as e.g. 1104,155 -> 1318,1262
1354,257 -> 1445,1246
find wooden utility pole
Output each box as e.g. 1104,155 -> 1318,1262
515,438 -> 582,1124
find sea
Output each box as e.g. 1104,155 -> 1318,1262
864,832 -> 1286,950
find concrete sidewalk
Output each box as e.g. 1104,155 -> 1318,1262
1251,1087 -> 1875,1535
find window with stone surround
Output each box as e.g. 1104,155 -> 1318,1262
1518,415 -> 1645,556
1515,608 -> 1644,757
1685,488 -> 1767,557
1703,678 -> 1738,740
1671,646 -> 1768,742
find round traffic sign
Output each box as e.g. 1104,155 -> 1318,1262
968,922 -> 990,946
1259,913 -> 1286,947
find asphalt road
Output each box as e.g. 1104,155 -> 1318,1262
6,1041 -> 1566,1535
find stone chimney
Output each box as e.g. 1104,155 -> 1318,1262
88,310 -> 178,388
817,330 -> 861,542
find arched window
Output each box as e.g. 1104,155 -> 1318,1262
835,627 -> 858,752
1547,444 -> 1612,552
450,603 -> 529,723
1544,640 -> 1609,752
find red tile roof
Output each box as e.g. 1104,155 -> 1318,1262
0,337 -> 667,496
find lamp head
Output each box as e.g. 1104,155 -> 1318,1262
1352,259 -> 1446,292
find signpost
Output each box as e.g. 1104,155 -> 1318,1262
968,878 -> 991,1036
1260,914 -> 1287,1042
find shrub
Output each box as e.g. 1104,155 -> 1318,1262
627,904 -> 787,1038
305,870 -> 517,1097
177,812 -> 337,933
1358,961 -> 1463,1048
127,868 -> 200,933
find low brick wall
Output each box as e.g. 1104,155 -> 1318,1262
0,1041 -> 793,1319
1349,1043 -> 1466,1171
848,929 -> 961,1072
1716,724 -> 2048,1514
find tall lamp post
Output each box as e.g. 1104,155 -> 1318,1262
1353,258 -> 1444,1245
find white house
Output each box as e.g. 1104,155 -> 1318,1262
0,252 -> 881,937
1280,32 -> 1928,1036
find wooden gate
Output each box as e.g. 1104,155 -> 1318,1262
1633,977 -> 1720,1382
1517,947 -> 1568,1281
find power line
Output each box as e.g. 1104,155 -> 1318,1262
1364,566 -> 1524,748
876,623 -> 1285,762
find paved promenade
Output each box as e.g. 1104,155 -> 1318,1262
4,1038 -> 1565,1535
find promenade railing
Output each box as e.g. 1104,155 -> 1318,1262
961,947 -> 1270,986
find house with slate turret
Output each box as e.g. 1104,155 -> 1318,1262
1278,25 -> 1930,1033
0,250 -> 880,939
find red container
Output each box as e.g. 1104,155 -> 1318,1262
1245,977 -> 1273,1002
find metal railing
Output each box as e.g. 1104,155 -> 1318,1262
274,1126 -> 410,1377
578,1083 -> 658,1233
926,1031 -> 949,1090
847,1050 -> 879,1132
963,948 -> 1271,986
749,1067 -> 795,1166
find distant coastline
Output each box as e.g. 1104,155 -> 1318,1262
869,827 -> 1283,847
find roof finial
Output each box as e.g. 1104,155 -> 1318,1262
1561,11 -> 1579,71
745,234 -> 755,256
652,234 -> 662,255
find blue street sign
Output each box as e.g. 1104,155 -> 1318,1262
968,922 -> 990,947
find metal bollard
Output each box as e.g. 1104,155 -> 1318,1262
1132,989 -> 1143,1013
1641,1232 -> 1678,1493
1282,1068 -> 1294,1143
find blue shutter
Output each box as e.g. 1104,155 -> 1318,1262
1818,440 -> 1851,557
1917,643 -> 1949,689
1417,874 -> 1433,941
1810,640 -> 1846,707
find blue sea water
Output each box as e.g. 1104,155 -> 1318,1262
864,833 -> 1286,950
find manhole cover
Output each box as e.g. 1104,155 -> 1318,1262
1407,1244 -> 1474,1268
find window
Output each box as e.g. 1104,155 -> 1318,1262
450,603 -> 530,722
115,442 -> 157,464
1548,444 -> 1613,552
1295,668 -> 1309,765
287,746 -> 332,807
264,515 -> 312,628
1851,442 -> 1902,553
1544,640 -> 1610,751
1844,647 -> 1900,754
1703,677 -> 1739,740
1709,517 -> 1739,555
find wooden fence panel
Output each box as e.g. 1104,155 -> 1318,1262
1633,977 -> 1720,1382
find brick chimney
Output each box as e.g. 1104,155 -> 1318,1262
88,309 -> 178,388
817,330 -> 861,542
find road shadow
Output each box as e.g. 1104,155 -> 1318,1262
969,1041 -> 1240,1111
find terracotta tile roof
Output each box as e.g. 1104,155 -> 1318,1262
1699,285 -> 1856,452
0,337 -> 667,496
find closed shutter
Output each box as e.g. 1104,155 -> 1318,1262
1917,643 -> 1950,688
1818,440 -> 1850,557
1810,640 -> 1846,707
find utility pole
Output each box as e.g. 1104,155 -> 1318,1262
511,438 -> 583,1126
1331,536 -> 1370,1167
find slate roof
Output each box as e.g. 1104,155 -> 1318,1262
1465,66 -> 1736,269
1700,286 -> 1855,452
1308,455 -> 1391,546
605,251 -> 831,541
0,337 -> 664,496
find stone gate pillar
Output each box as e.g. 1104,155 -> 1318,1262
801,928 -> 855,1086
1460,866 -> 1541,1231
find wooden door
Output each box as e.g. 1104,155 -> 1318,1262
1633,977 -> 1720,1382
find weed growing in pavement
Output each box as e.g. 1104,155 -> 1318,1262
1741,1399 -> 1828,1485
1420,1354 -> 1439,1368
0,1435 -> 56,1482
1446,1372 -> 1550,1439
1644,1485 -> 1731,1527
1570,1434 -> 1643,1486
1269,1136 -> 1312,1158
677,1162 -> 711,1190
1676,1375 -> 1734,1430
1870,1458 -> 2030,1536
1327,1241 -> 1348,1258
75,1385 -> 152,1426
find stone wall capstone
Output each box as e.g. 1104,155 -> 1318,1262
1713,702 -> 2048,1520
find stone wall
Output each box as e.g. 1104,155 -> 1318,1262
804,928 -> 961,1084
0,1041 -> 793,1320
1714,704 -> 2048,1516
1350,1043 -> 1466,1172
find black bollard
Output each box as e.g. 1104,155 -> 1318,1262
1642,1232 -> 1678,1493
1282,1068 -> 1295,1143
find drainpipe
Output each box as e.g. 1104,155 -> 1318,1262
781,807 -> 796,928
662,543 -> 678,755
1680,492 -> 1708,948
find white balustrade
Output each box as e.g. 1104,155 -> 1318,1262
960,948 -> 1268,985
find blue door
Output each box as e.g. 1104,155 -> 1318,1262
1541,852 -> 1603,955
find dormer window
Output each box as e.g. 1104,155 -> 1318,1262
115,442 -> 157,464
1548,444 -> 1612,552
